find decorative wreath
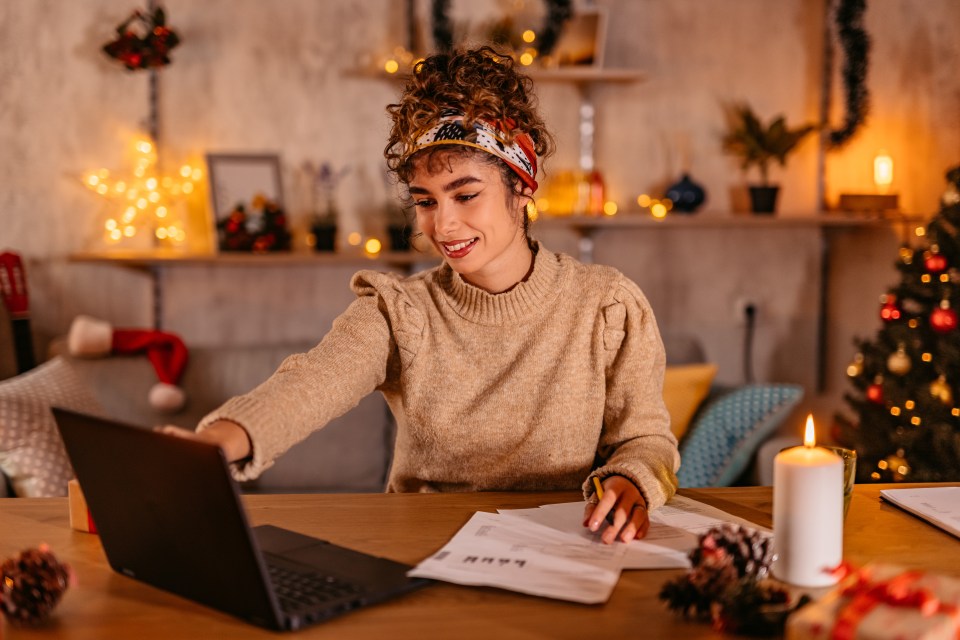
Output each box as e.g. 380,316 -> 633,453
827,0 -> 870,148
102,6 -> 181,71
431,0 -> 572,56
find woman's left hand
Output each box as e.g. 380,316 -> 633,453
582,475 -> 649,544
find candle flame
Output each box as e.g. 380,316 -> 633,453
803,414 -> 816,448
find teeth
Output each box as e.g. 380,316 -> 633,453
445,239 -> 475,252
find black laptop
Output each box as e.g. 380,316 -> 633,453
53,408 -> 429,631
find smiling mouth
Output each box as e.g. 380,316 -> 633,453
440,238 -> 478,258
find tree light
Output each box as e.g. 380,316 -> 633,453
874,152 -> 893,193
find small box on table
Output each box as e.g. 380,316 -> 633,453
68,479 -> 97,534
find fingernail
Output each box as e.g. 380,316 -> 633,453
590,520 -> 599,532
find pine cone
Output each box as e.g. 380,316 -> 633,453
0,546 -> 71,625
659,525 -> 775,622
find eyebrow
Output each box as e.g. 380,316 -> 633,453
408,175 -> 482,195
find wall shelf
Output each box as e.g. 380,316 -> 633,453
69,249 -> 437,270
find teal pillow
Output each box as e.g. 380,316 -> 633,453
677,384 -> 803,487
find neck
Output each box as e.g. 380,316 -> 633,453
462,234 -> 534,294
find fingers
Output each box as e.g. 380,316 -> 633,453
584,476 -> 650,544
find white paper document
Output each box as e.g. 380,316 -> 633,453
407,511 -> 626,604
880,487 -> 960,539
498,495 -> 770,570
408,495 -> 770,603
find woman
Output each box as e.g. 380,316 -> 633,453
174,47 -> 679,545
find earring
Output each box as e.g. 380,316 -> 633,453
525,200 -> 538,221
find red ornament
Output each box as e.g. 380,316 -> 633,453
931,304 -> 958,333
925,252 -> 948,273
866,383 -> 884,404
880,300 -> 901,322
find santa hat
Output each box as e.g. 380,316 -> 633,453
67,315 -> 189,413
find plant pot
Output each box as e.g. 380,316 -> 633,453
748,185 -> 780,214
665,173 -> 706,213
311,223 -> 337,252
387,223 -> 412,252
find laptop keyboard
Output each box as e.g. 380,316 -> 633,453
267,562 -> 364,612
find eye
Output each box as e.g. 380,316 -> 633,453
456,193 -> 477,203
413,198 -> 436,208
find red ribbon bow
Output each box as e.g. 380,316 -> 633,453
827,563 -> 957,640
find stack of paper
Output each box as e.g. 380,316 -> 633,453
408,495 -> 770,604
880,486 -> 960,539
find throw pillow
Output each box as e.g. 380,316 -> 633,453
663,364 -> 718,440
0,357 -> 105,497
677,384 -> 803,488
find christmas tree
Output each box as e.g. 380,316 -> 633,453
838,165 -> 960,482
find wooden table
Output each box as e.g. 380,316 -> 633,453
1,484 -> 957,639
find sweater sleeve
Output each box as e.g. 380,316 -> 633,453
197,270 -> 422,481
583,275 -> 680,510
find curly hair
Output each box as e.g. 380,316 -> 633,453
384,46 -> 555,187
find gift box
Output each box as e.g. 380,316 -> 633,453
786,563 -> 960,639
67,479 -> 97,534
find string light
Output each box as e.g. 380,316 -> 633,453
83,135 -> 201,247
364,237 -> 382,256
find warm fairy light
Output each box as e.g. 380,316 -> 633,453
803,414 -> 816,448
910,416 -> 921,426
385,59 -> 400,74
603,201 -> 618,216
905,400 -> 915,409
663,198 -> 674,212
915,226 -> 926,237
364,238 -> 382,255
922,352 -> 932,362
941,273 -> 950,283
637,194 -> 651,208
347,232 -> 362,246
83,135 -> 203,246
890,406 -> 901,416
522,29 -> 536,43
874,152 -> 893,193
519,52 -> 534,66
650,203 -> 667,218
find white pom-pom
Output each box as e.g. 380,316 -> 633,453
67,315 -> 114,357
148,382 -> 186,413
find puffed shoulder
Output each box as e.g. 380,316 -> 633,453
350,270 -> 426,368
596,271 -> 653,352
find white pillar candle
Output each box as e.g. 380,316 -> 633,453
772,414 -> 843,587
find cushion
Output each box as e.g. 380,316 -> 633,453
0,357 -> 105,497
663,364 -> 718,439
677,384 -> 803,488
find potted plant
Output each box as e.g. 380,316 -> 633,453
722,103 -> 815,214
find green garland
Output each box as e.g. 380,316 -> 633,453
828,0 -> 870,148
431,0 -> 572,56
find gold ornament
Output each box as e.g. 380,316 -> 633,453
930,374 -> 953,404
886,345 -> 911,376
846,353 -> 864,377
524,200 -> 538,221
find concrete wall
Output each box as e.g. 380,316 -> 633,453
1,0 -> 958,429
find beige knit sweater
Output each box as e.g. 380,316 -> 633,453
198,245 -> 680,509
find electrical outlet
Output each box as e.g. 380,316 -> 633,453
734,297 -> 758,325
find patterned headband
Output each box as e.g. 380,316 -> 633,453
413,112 -> 539,192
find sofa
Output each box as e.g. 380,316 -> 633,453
0,334 -> 802,498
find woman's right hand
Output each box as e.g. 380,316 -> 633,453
156,420 -> 252,463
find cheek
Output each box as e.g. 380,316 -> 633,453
415,210 -> 435,235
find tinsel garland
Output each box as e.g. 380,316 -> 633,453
431,0 -> 572,56
828,0 -> 870,148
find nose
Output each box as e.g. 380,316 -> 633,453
434,200 -> 460,236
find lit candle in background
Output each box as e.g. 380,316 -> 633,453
772,414 -> 843,587
874,151 -> 894,194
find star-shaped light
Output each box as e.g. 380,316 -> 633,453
82,136 -> 202,247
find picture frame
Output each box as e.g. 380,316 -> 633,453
206,153 -> 284,222
205,153 -> 291,252
550,8 -> 607,68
